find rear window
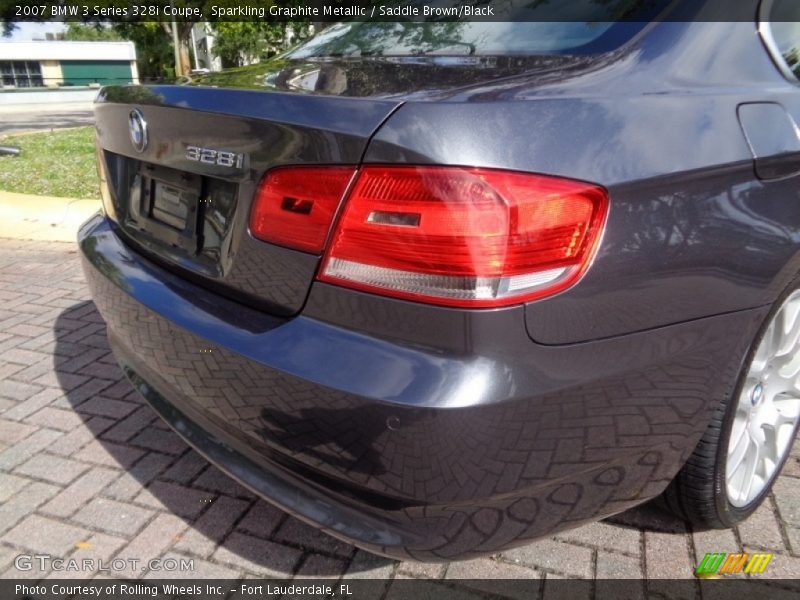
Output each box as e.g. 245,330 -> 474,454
288,0 -> 671,58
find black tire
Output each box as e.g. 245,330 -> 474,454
661,284 -> 800,528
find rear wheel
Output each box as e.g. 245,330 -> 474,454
663,287 -> 800,527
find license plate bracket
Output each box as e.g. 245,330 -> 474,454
129,164 -> 201,253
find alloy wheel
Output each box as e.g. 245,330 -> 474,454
726,290 -> 800,507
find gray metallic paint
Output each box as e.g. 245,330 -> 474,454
80,5 -> 800,559
80,214 -> 766,559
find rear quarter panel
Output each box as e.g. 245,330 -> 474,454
365,21 -> 800,344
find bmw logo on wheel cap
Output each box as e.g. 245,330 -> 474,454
128,109 -> 148,153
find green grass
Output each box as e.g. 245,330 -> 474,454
0,126 -> 99,199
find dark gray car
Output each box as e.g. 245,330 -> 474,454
79,1 -> 800,560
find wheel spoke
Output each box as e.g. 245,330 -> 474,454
740,437 -> 761,504
774,395 -> 800,421
778,300 -> 800,357
777,421 -> 796,455
775,354 -> 800,387
752,323 -> 776,374
772,307 -> 788,352
760,422 -> 779,473
727,425 -> 751,477
729,412 -> 748,451
758,399 -> 780,432
734,390 -> 752,421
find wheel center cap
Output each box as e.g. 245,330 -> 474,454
751,382 -> 764,406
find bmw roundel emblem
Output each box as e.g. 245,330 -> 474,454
128,109 -> 148,153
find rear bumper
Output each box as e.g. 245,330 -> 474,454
79,213 -> 767,560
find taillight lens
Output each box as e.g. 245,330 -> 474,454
319,166 -> 607,308
250,166 -> 356,253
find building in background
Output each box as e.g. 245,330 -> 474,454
190,23 -> 222,73
0,41 -> 138,88
188,23 -> 307,74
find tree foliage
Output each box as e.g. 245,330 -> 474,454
211,21 -> 309,68
111,22 -> 174,81
64,22 -> 122,41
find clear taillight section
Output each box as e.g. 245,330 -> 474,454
318,166 -> 608,308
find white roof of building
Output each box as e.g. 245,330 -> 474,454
0,41 -> 136,62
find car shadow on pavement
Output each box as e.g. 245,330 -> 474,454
54,300 -> 394,577
604,500 -> 695,534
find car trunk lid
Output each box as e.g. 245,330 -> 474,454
94,84 -> 400,315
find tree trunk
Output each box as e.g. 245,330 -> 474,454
178,38 -> 191,76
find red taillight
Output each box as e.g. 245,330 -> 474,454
318,166 -> 608,308
250,166 -> 356,253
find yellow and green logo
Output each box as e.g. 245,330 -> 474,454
695,552 -> 773,577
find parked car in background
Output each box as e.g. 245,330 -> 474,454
80,0 -> 800,560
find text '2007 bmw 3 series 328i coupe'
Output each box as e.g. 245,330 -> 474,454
80,0 -> 800,560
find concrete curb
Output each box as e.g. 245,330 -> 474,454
0,190 -> 100,243
0,125 -> 93,139
0,100 -> 95,114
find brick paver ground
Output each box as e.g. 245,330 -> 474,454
1,239 -> 799,589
